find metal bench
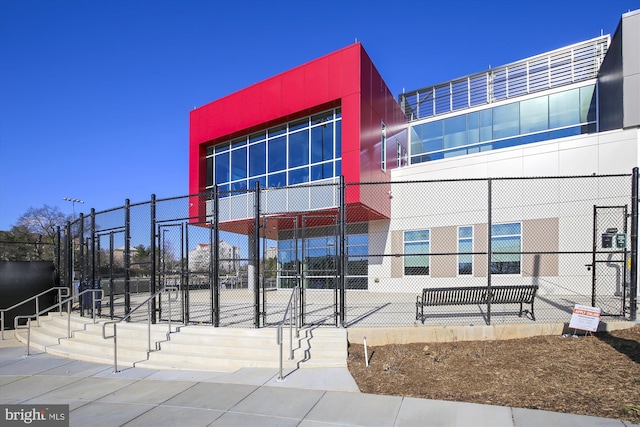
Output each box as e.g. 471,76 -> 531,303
415,285 -> 538,323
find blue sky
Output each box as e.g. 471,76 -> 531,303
1,0 -> 638,230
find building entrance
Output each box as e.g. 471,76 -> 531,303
262,213 -> 341,327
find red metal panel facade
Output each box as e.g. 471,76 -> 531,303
188,43 -> 407,220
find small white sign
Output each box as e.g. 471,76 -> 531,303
569,304 -> 602,332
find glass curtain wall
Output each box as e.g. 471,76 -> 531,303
206,108 -> 342,194
409,84 -> 596,164
277,232 -> 369,290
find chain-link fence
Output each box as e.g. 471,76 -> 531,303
56,171 -> 638,328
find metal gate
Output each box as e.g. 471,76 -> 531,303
96,229 -> 126,319
300,213 -> 340,326
592,205 -> 629,316
261,213 -> 341,327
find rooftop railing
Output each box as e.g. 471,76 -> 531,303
399,35 -> 609,121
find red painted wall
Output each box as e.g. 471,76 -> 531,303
189,43 -> 407,220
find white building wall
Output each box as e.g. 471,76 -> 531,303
373,128 -> 639,295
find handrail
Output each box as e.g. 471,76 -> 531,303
1,287 -> 70,340
13,288 -> 104,356
102,286 -> 178,373
276,285 -> 300,381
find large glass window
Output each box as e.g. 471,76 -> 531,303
493,103 -> 519,139
207,108 -> 341,191
444,115 -> 467,148
278,231 -> 368,289
206,157 -> 213,187
491,222 -> 521,274
288,167 -> 309,185
404,230 -> 430,275
231,147 -> 247,181
346,234 -> 368,285
408,84 -> 596,165
288,129 -> 309,168
249,142 -> 266,176
215,152 -> 229,184
549,89 -> 579,128
520,97 -> 548,134
335,118 -> 342,157
458,226 -> 473,275
311,123 -> 333,163
268,136 -> 286,172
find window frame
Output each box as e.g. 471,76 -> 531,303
457,225 -> 474,276
403,229 -> 430,276
490,222 -> 522,275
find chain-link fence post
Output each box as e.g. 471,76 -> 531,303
339,176 -> 346,327
630,167 -> 638,321
65,221 -> 72,290
90,209 -> 96,306
55,226 -> 61,287
213,186 -> 220,327
254,182 -> 261,328
78,213 -> 85,316
124,199 -> 131,317
487,178 -> 493,325
150,194 -> 157,324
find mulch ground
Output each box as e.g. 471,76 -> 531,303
347,325 -> 640,422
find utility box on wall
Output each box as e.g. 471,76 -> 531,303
601,229 -> 627,249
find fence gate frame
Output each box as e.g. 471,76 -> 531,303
300,212 -> 341,327
259,212 -> 342,327
95,228 -> 125,319
157,223 -> 185,323
591,205 -> 629,316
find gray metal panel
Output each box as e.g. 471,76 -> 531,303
598,23 -> 623,131
623,10 -> 640,128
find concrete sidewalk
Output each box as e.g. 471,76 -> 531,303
1,339 -> 637,427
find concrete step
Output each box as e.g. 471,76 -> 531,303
13,313 -> 348,372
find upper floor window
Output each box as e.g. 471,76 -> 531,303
409,84 -> 597,164
205,108 -> 342,192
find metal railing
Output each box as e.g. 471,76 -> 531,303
102,286 -> 178,373
276,285 -> 300,381
1,287 -> 69,340
13,288 -> 103,356
399,35 -> 609,121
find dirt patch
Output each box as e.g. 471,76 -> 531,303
347,325 -> 640,422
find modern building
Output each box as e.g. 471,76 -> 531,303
188,10 -> 639,306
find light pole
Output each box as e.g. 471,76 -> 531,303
63,197 -> 84,283
63,197 -> 84,220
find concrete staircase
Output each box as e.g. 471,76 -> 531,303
12,313 -> 348,372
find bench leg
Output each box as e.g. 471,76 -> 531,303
415,305 -> 425,323
530,301 -> 536,321
518,302 -> 523,317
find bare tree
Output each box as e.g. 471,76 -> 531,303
16,205 -> 69,241
0,205 -> 70,261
